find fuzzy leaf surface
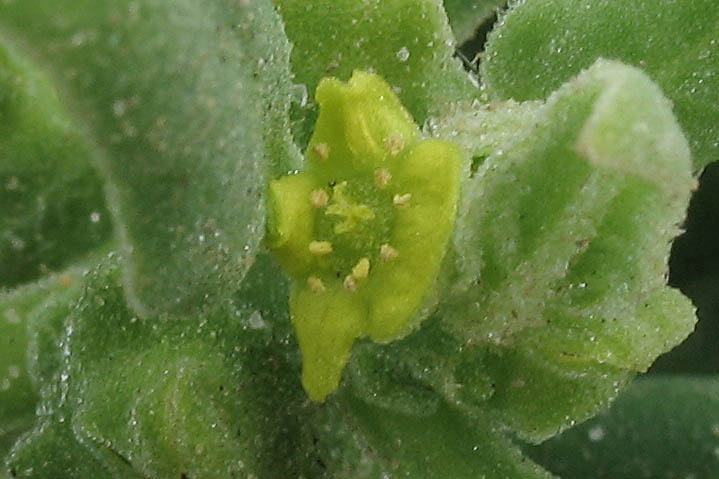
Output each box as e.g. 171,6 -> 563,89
0,259 -> 96,455
482,0 -> 719,173
344,392 -> 555,479
0,0 -> 294,316
430,59 -> 695,441
6,254 -> 407,478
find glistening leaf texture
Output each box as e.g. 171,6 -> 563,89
8,255 -> 308,478
482,0 -> 719,173
430,59 -> 694,441
0,256 -> 105,474
6,253 -> 555,478
0,0 -> 293,317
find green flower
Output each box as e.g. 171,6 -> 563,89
268,71 -> 461,401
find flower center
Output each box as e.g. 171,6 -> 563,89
310,177 -> 397,287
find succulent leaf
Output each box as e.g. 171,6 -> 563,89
482,0 -> 719,173
432,59 -> 694,441
0,0 -> 294,317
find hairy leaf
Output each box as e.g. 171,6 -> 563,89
0,0 -> 294,316
434,59 -> 695,441
0,254 -> 105,472
344,392 -> 554,479
482,0 -> 719,173
0,259 -> 95,461
6,253 -> 416,478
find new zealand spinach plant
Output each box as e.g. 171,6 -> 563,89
1,1 -> 718,477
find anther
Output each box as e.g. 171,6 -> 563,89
309,241 -> 333,255
385,134 -> 405,156
312,142 -> 330,161
307,276 -> 326,293
310,189 -> 329,207
393,193 -> 412,208
343,274 -> 358,292
374,168 -> 392,189
352,258 -> 370,280
380,244 -> 399,261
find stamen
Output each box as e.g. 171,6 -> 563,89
385,134 -> 405,156
310,189 -> 329,207
380,244 -> 399,261
393,193 -> 412,209
309,241 -> 333,255
343,274 -> 357,292
352,258 -> 370,279
312,142 -> 330,161
307,276 -> 326,293
374,168 -> 392,189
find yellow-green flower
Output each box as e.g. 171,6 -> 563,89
267,71 -> 461,401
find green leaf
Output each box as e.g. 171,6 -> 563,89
343,392 -> 554,479
275,0 -> 477,147
480,346 -> 632,443
63,255 -> 309,478
346,330 -> 445,418
0,0 -> 294,317
525,376 -> 719,479
653,273 -> 719,374
658,164 -> 719,374
6,324 -> 144,478
445,58 -> 694,366
444,0 -> 506,43
481,0 -> 719,173
7,252 -> 399,478
0,38 -> 111,288
7,418 -> 135,479
347,311 -> 632,444
0,260 -> 91,461
433,59 -> 695,441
